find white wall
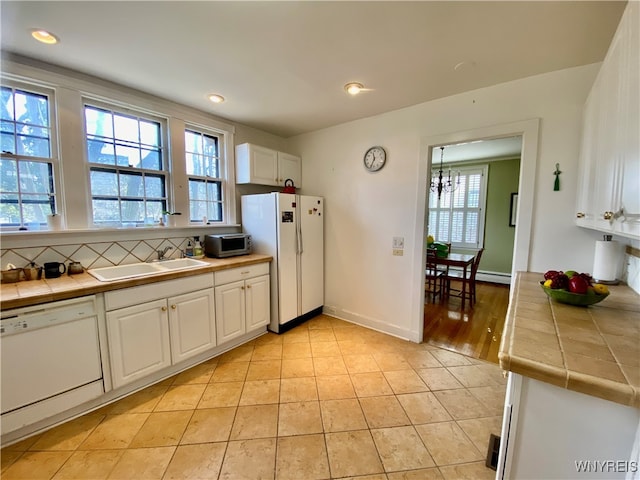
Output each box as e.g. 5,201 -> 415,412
289,64 -> 607,342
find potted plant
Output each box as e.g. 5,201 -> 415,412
162,211 -> 181,227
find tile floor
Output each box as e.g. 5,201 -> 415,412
1,315 -> 506,480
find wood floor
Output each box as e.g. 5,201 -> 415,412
424,281 -> 510,365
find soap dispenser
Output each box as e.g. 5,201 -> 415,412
185,240 -> 194,257
193,236 -> 203,258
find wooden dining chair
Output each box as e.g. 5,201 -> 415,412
445,248 -> 484,307
425,249 -> 445,303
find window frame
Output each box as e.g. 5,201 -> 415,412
184,124 -> 227,224
428,164 -> 488,249
0,80 -> 61,230
83,99 -> 170,227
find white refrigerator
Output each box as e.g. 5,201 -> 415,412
241,193 -> 324,333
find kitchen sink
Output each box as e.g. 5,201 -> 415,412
88,258 -> 209,282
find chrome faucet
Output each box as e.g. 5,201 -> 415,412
156,246 -> 173,260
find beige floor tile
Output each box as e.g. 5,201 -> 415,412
230,404 -> 279,440
325,430 -> 384,478
240,379 -> 281,405
316,375 -> 356,400
430,350 -> 472,367
338,340 -> 373,355
405,351 -> 442,369
320,398 -> 368,432
50,450 -> 121,479
154,384 -> 206,411
359,395 -> 411,428
313,356 -> 348,376
106,446 -> 174,479
433,389 -> 492,420
252,343 -> 283,361
2,434 -> 42,452
217,345 -> 254,363
282,328 -> 310,344
181,407 -> 236,444
467,385 -> 506,416
439,461 -> 496,479
372,352 -> 412,371
457,416 -> 503,452
415,422 -> 484,466
309,328 -> 337,343
475,363 -> 508,385
79,413 -> 149,450
307,316 -> 334,329
447,365 -> 500,388
219,438 -> 277,480
396,392 -> 452,424
104,385 -> 167,414
276,434 -> 330,480
282,341 -> 312,358
311,340 -> 342,357
210,361 -> 249,382
343,354 -> 381,373
171,362 -> 216,384
351,372 -> 394,397
2,451 -> 72,480
198,382 -> 243,408
30,414 -> 104,451
416,368 -> 464,391
1,450 -> 22,473
281,357 -> 315,378
246,359 -> 282,380
129,411 -> 192,448
333,327 -> 367,343
383,370 -> 428,394
280,376 -> 318,402
278,401 -> 323,436
341,475 -> 389,480
387,467 -> 444,479
254,332 -> 284,346
163,443 -> 227,480
371,426 -> 435,471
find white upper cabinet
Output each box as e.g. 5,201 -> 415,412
576,2 -> 640,239
236,143 -> 301,188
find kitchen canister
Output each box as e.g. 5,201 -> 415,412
592,235 -> 622,284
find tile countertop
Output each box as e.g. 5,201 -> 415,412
0,254 -> 272,311
499,271 -> 640,408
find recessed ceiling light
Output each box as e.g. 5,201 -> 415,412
31,29 -> 59,45
344,82 -> 365,95
208,94 -> 225,104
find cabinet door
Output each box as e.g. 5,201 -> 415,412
236,143 -> 278,185
168,289 -> 216,364
245,274 -> 270,332
215,280 -> 246,344
106,299 -> 171,389
278,152 -> 301,187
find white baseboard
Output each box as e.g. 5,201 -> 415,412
322,306 -> 420,343
476,271 -> 511,285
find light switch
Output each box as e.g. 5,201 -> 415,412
392,236 -> 405,249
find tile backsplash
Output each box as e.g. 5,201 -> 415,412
2,235 -> 202,271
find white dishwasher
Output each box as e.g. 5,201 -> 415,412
1,296 -> 104,436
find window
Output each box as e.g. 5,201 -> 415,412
0,84 -> 57,228
84,104 -> 167,226
428,165 -> 487,248
185,128 -> 223,222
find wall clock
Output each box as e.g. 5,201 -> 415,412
363,146 -> 386,172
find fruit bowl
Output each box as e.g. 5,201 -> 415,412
540,282 -> 609,306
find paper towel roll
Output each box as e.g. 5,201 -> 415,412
593,240 -> 620,282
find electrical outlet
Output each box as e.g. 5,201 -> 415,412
392,236 -> 405,249
392,249 -> 404,256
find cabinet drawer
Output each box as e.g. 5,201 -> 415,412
105,273 -> 214,311
214,263 -> 269,286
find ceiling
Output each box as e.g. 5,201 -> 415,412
0,1 -> 626,138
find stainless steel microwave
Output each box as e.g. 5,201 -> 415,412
204,234 -> 252,258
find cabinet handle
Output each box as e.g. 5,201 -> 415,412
241,286 -> 245,290
603,211 -> 614,220
171,305 -> 177,310
246,284 -> 251,289
576,212 -> 585,218
161,306 -> 167,312
241,270 -> 250,275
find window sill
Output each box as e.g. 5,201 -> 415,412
1,224 -> 241,238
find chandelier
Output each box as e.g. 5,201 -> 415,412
430,146 -> 460,200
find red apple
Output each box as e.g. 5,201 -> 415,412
568,275 -> 589,294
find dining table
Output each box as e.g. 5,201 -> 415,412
432,252 -> 476,309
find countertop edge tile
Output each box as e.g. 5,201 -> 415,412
566,370 -> 635,407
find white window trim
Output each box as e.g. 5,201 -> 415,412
429,164 -> 488,249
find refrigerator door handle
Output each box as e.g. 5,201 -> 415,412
296,216 -> 303,254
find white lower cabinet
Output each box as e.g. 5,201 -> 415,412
105,274 -> 216,389
215,263 -> 270,344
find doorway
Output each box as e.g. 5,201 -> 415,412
411,119 -> 540,344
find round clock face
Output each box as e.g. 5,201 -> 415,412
364,146 -> 386,172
